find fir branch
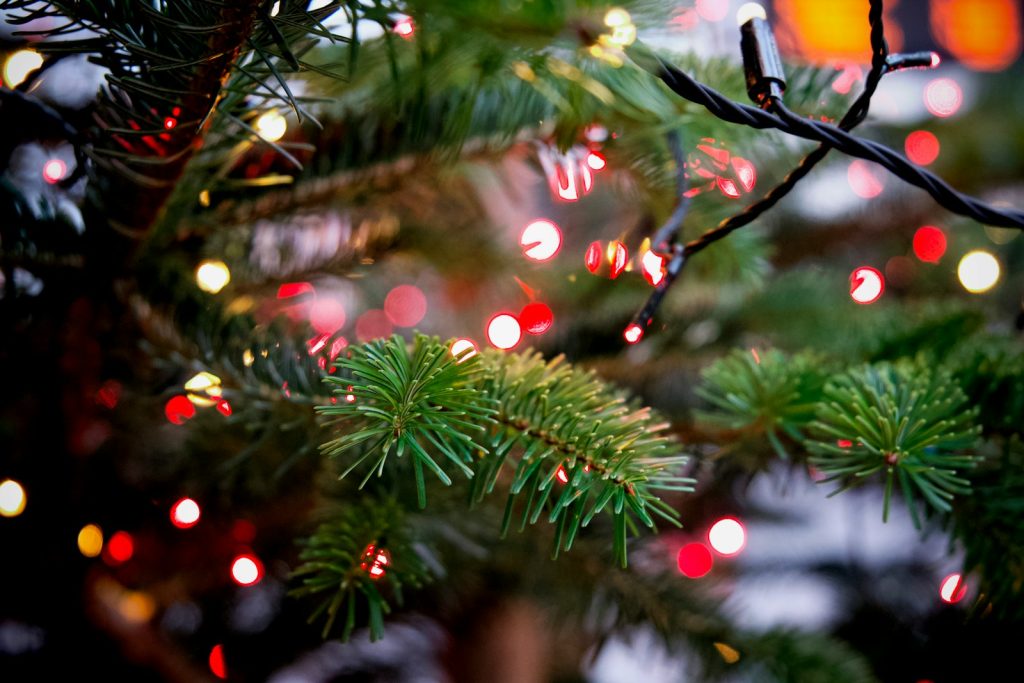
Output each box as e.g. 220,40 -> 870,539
317,335 -> 693,566
291,497 -> 434,641
806,361 -> 982,525
697,348 -> 828,459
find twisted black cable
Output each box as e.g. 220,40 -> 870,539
648,55 -> 1024,228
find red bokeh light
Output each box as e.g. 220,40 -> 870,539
848,160 -> 885,198
310,299 -> 346,335
640,250 -> 667,287
96,379 -> 121,409
164,395 -> 196,425
216,399 -> 232,416
924,78 -> 963,117
355,310 -> 393,342
849,266 -> 885,304
940,573 -> 967,603
913,225 -> 947,263
163,117 -> 177,130
486,313 -> 522,350
42,159 -> 66,184
231,553 -> 264,586
170,497 -> 201,529
677,542 -> 714,578
277,281 -> 315,299
103,531 -> 134,565
394,16 -> 415,39
209,645 -> 227,679
519,302 -> 554,335
905,130 -> 940,166
556,466 -> 569,484
608,241 -> 628,279
585,241 -> 603,274
385,285 -> 427,327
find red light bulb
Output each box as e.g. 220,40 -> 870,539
585,241 -> 603,274
624,323 -> 644,344
519,302 -> 554,335
608,241 -> 628,279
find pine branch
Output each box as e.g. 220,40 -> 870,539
806,361 -> 981,525
317,335 -> 693,566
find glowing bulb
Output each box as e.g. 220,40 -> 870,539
360,544 -> 391,579
195,260 -> 231,294
78,524 -> 103,558
940,573 -> 966,603
450,338 -> 479,363
486,314 -> 522,350
209,645 -> 227,679
164,395 -> 196,425
103,531 -> 135,565
519,302 -> 554,335
556,466 -> 569,484
231,554 -> 264,586
3,49 -> 43,88
520,219 -> 562,262
602,8 -> 636,47
607,241 -> 628,279
624,323 -> 644,344
912,226 -> 947,263
677,542 -> 714,578
185,371 -> 222,406
640,250 -> 667,286
957,250 -> 1001,293
924,78 -> 963,118
708,518 -> 746,556
905,131 -> 940,166
255,110 -> 287,142
849,266 -> 884,304
170,497 -> 201,529
736,2 -> 768,25
586,152 -> 607,171
604,8 -> 631,27
163,117 -> 177,130
384,285 -> 427,327
42,159 -> 67,184
585,241 -> 603,274
393,16 -> 415,39
0,479 -> 27,517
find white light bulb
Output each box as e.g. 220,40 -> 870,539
255,110 -> 287,142
957,250 -> 1000,294
736,2 -> 767,25
3,49 -> 44,88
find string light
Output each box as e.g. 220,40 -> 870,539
170,497 -> 201,529
924,78 -> 963,118
254,110 -> 287,142
164,395 -> 196,425
3,49 -> 43,88
586,152 -> 606,170
519,302 -> 553,335
708,518 -> 746,556
677,542 -> 714,578
77,524 -> 104,558
640,249 -> 667,286
602,8 -> 637,48
231,554 -> 264,586
450,338 -> 479,363
209,645 -> 228,679
912,226 -> 947,263
486,313 -> 522,350
393,15 -> 415,39
957,250 -> 1001,293
103,531 -> 135,566
624,323 -> 644,344
184,371 -> 223,407
0,479 -> 27,517
520,219 -> 562,262
195,260 -> 231,294
905,131 -> 940,166
384,285 -> 427,327
939,573 -> 967,604
42,159 -> 67,184
360,543 -> 391,579
849,266 -> 885,304
607,241 -> 628,279
585,241 -> 603,274
736,2 -> 768,25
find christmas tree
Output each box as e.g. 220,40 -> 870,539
2,0 -> 1023,680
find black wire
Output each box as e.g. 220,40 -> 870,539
650,55 -> 1024,229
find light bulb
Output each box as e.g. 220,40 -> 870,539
255,110 -> 287,142
195,260 -> 231,294
3,49 -> 43,88
957,250 -> 1000,293
736,2 -> 767,25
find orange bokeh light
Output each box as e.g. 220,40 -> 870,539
775,0 -> 903,63
931,0 -> 1021,71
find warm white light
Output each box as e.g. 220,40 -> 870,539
231,555 -> 263,586
708,518 -> 746,556
195,260 -> 231,294
450,338 -> 479,363
42,159 -> 67,184
957,250 -> 1000,293
255,110 -> 287,142
604,8 -> 631,27
0,479 -> 26,517
4,49 -> 43,88
170,497 -> 201,528
520,219 -> 562,262
736,2 -> 767,25
185,371 -> 223,406
486,314 -> 522,350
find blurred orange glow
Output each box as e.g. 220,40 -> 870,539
775,0 -> 902,63
931,0 -> 1021,71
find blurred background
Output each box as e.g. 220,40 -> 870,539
2,1 -> 1023,681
